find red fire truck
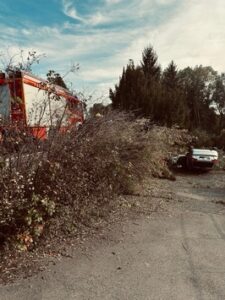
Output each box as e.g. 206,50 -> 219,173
0,70 -> 84,142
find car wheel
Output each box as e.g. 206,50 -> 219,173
177,156 -> 187,168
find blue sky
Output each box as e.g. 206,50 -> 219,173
0,0 -> 224,104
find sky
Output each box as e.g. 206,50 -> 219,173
0,0 -> 224,104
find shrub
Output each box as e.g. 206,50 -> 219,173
0,112 -> 191,250
0,112 -> 152,248
191,128 -> 215,148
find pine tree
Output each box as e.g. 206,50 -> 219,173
140,46 -> 162,119
162,61 -> 178,89
141,46 -> 161,81
109,45 -> 220,133
161,61 -> 186,126
110,60 -> 145,113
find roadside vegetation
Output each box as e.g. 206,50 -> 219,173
0,111 -> 193,259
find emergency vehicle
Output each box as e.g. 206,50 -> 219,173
0,70 -> 83,141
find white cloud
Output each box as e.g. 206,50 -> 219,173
80,66 -> 122,82
105,0 -> 122,5
154,0 -> 225,71
155,0 -> 177,5
62,0 -> 111,25
105,0 -> 225,73
62,0 -> 84,22
1,0 -> 225,102
61,0 -> 172,26
88,12 -> 111,25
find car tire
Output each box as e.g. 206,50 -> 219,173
177,156 -> 187,169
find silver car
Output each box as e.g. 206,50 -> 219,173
176,148 -> 218,170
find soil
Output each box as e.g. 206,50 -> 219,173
0,174 -> 170,285
1,169 -> 225,299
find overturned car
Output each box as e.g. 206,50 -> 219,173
173,148 -> 218,170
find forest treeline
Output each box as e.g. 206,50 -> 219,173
106,46 -> 225,147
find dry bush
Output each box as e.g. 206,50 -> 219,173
0,112 -> 152,249
191,128 -> 215,148
0,131 -> 53,250
143,124 -> 193,178
0,112 -> 192,250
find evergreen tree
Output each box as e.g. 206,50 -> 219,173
140,46 -> 162,119
110,60 -> 145,114
161,61 -> 186,127
162,61 -> 178,89
141,46 -> 161,81
109,44 -> 220,134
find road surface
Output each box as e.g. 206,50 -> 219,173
1,171 -> 225,300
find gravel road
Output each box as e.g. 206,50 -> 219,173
1,170 -> 225,300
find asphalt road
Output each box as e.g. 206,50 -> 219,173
1,171 -> 225,300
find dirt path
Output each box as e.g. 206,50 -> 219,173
1,171 -> 225,300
